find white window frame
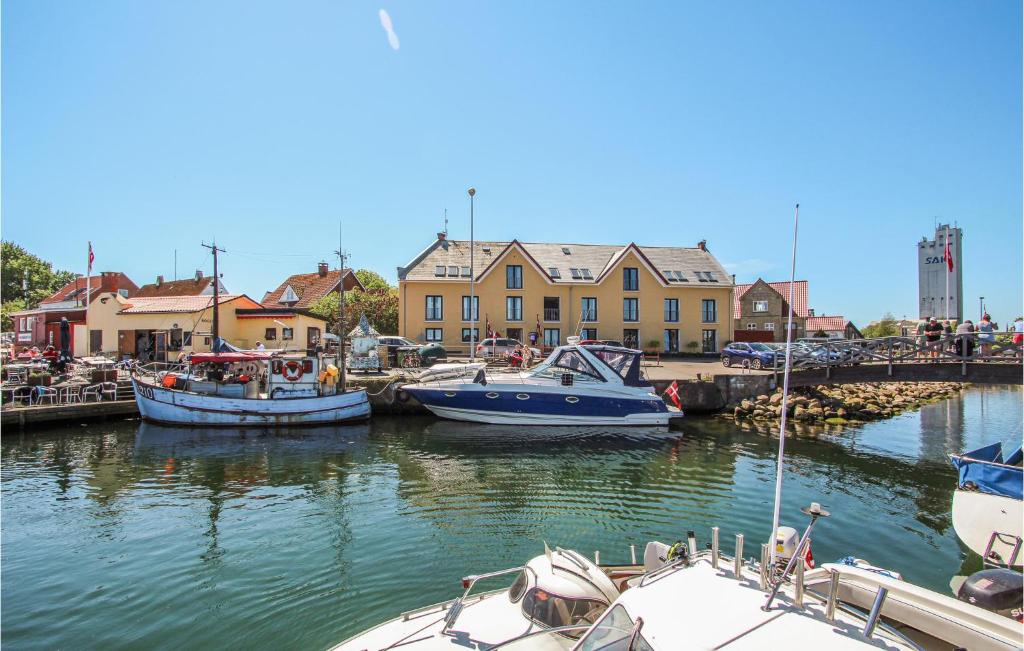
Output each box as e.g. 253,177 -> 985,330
753,300 -> 769,313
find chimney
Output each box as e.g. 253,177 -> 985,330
156,275 -> 164,286
697,240 -> 707,252
437,232 -> 446,241
318,262 -> 329,278
100,272 -> 118,293
195,270 -> 203,281
808,308 -> 815,317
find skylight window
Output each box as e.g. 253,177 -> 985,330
435,266 -> 445,277
697,272 -> 708,282
580,268 -> 593,280
460,266 -> 471,277
561,247 -> 572,255
549,267 -> 561,278
663,270 -> 675,282
447,265 -> 459,277
482,247 -> 492,254
569,268 -> 582,279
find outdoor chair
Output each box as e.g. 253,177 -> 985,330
12,386 -> 34,406
7,370 -> 26,384
59,386 -> 82,404
32,386 -> 58,406
83,382 -> 117,402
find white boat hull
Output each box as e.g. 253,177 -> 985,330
951,489 -> 1023,565
132,377 -> 371,426
423,404 -> 677,426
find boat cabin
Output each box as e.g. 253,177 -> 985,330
176,351 -> 340,399
527,344 -> 650,387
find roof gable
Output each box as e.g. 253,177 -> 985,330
263,268 -> 362,309
476,240 -> 554,284
734,279 -> 809,318
594,243 -> 668,286
134,276 -> 220,298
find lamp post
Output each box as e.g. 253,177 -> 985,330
979,297 -> 984,320
468,187 -> 476,361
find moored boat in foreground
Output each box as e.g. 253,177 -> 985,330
401,342 -> 679,426
950,442 -> 1023,567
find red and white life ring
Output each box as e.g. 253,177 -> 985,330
282,360 -> 304,382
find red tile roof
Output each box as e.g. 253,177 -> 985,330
134,276 -> 218,297
263,268 -> 362,309
119,294 -> 260,314
734,280 -> 809,318
40,273 -> 138,305
806,316 -> 850,333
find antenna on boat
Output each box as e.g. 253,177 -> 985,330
767,203 -> 800,571
201,240 -> 226,346
335,222 -> 347,393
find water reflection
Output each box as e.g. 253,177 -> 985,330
0,387 -> 1020,651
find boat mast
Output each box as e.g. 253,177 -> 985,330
768,204 -> 799,569
202,241 -> 225,345
336,223 -> 346,393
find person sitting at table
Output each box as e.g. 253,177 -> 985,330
42,345 -> 58,364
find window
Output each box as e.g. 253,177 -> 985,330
580,268 -> 593,280
462,296 -> 479,321
581,297 -> 597,322
576,604 -> 654,651
623,329 -> 638,349
623,298 -> 639,322
461,327 -> 480,343
184,332 -> 193,347
425,295 -> 443,320
118,289 -> 129,298
434,265 -> 445,277
580,328 -> 597,340
552,350 -> 603,380
506,265 -> 523,289
307,327 -> 321,344
425,328 -> 442,342
447,265 -> 459,277
521,588 -> 607,640
561,247 -> 572,255
664,329 -> 679,353
569,268 -> 582,279
623,267 -> 639,291
548,267 -> 561,279
697,271 -> 709,282
169,328 -> 183,351
506,327 -> 522,342
543,296 -> 560,321
265,328 -> 277,341
701,299 -> 717,323
702,329 -> 718,353
460,266 -> 471,277
753,300 -> 769,313
747,323 -> 758,330
506,296 -> 523,321
765,322 -> 775,331
544,328 -> 560,347
664,298 -> 679,322
282,327 -> 294,340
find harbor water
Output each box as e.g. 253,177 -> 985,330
2,385 -> 1020,650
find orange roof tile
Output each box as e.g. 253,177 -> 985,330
134,276 -> 219,297
263,268 -> 362,309
118,294 -> 260,314
734,280 -> 809,318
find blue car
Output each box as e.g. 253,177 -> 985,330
721,342 -> 777,370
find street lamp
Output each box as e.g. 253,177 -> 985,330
979,297 -> 984,320
468,187 -> 476,361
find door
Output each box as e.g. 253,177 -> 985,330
90,330 -> 102,354
154,331 -> 168,363
118,330 -> 136,359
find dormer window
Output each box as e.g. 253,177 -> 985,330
280,285 -> 300,304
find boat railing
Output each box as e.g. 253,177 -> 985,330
440,565 -> 534,635
134,361 -> 189,378
487,624 -> 636,650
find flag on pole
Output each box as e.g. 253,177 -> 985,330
664,380 -> 682,410
88,242 -> 95,272
944,229 -> 954,272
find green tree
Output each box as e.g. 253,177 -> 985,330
309,288 -> 399,336
354,269 -> 392,291
1,241 -> 77,330
862,312 -> 899,339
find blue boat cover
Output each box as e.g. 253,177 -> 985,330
950,443 -> 1023,501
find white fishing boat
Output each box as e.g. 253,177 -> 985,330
950,442 -> 1023,567
131,240 -> 370,427
401,343 -> 679,426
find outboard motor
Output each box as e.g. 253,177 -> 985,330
957,568 -> 1023,620
774,526 -> 812,570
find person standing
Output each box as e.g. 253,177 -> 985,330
955,320 -> 975,359
1014,317 -> 1024,357
924,318 -> 943,359
942,320 -> 954,353
915,319 -> 928,359
976,314 -> 995,358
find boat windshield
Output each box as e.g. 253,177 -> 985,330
574,604 -> 654,650
588,349 -> 634,380
521,587 -> 607,639
528,349 -> 605,382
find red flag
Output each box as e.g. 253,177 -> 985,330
944,230 -> 953,272
804,540 -> 815,569
88,242 -> 95,272
664,380 -> 682,409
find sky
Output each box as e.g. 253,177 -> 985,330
3,0 -> 1021,326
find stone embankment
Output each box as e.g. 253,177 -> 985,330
725,382 -> 964,425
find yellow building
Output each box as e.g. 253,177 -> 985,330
85,292 -> 328,362
397,236 -> 734,354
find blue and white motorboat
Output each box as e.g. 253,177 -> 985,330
949,442 -> 1023,567
401,342 -> 680,426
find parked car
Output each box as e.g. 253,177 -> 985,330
579,339 -> 624,347
721,342 -> 777,369
379,336 -> 447,367
476,338 -> 542,358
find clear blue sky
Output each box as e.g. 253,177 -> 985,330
3,0 -> 1021,326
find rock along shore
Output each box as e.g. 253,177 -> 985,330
723,382 -> 965,425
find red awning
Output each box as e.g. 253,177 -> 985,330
189,352 -> 271,364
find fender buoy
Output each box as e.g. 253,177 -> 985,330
282,360 -> 304,382
395,389 -> 411,403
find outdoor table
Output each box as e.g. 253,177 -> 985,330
78,356 -> 115,368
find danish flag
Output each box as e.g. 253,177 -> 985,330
665,380 -> 682,409
88,242 -> 95,272
944,228 -> 954,273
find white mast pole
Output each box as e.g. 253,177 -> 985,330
945,225 -> 950,322
768,203 -> 800,569
469,188 -> 476,361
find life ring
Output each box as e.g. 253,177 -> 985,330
282,360 -> 303,382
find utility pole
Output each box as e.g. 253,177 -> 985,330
468,187 -> 476,361
201,241 -> 226,345
335,223 -> 347,393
